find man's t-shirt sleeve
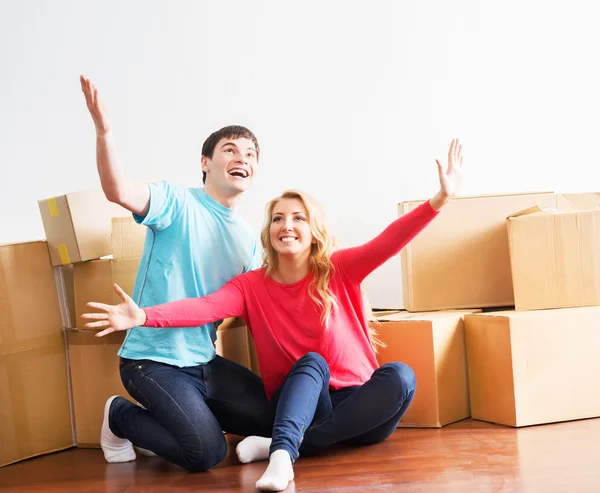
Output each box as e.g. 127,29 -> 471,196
133,181 -> 187,231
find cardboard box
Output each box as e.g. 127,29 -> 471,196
507,193 -> 600,310
38,187 -> 128,266
465,307 -> 600,427
0,241 -> 73,467
399,192 -> 556,312
67,330 -> 128,447
372,310 -> 478,427
72,258 -> 140,326
112,217 -> 146,259
216,317 -> 253,371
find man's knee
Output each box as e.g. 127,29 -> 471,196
181,435 -> 227,473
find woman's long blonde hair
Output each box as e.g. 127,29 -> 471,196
261,190 -> 384,351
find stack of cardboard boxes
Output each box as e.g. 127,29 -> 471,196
3,187 -> 600,466
1,187 -> 259,467
371,191 -> 600,428
467,192 -> 600,427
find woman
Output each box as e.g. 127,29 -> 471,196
84,139 -> 463,491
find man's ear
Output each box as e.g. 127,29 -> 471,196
201,155 -> 209,173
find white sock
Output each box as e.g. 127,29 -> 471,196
256,450 -> 294,491
236,436 -> 272,463
101,396 -> 136,463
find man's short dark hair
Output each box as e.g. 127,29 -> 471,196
201,125 -> 260,184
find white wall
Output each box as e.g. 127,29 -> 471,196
2,0 -> 599,308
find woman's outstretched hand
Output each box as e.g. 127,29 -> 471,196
430,138 -> 464,211
81,283 -> 147,337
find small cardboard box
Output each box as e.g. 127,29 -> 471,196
507,192 -> 600,310
372,310 -> 478,427
38,188 -> 128,266
465,307 -> 600,427
399,192 -> 556,311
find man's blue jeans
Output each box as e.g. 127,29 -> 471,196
110,355 -> 273,472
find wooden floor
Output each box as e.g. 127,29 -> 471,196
1,418 -> 599,493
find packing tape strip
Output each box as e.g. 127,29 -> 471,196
58,244 -> 71,265
47,198 -> 59,217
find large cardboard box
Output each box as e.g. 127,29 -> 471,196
72,258 -> 140,326
465,307 -> 600,427
112,217 -> 146,259
0,241 -> 73,467
507,193 -> 600,310
38,187 -> 128,266
372,310 -> 478,427
67,330 -> 128,448
399,192 -> 556,312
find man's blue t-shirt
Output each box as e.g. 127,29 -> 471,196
118,181 -> 261,367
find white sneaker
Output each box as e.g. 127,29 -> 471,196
101,396 -> 136,463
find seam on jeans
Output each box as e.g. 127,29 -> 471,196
138,373 -> 206,460
290,373 -> 324,462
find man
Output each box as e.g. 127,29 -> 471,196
80,75 -> 272,472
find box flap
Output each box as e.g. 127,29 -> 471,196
506,206 -> 546,219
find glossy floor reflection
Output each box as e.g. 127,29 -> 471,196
1,418 -> 599,492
